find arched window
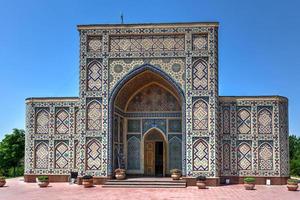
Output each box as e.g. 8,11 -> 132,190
237,143 -> 252,170
86,139 -> 102,170
74,141 -> 80,169
55,142 -> 69,169
169,136 -> 182,170
223,143 -> 231,170
192,59 -> 208,90
75,109 -> 81,134
35,142 -> 49,169
258,109 -> 272,134
237,108 -> 251,134
86,101 -> 102,131
223,107 -> 230,134
192,99 -> 208,131
36,109 -> 49,134
55,109 -> 69,134
193,139 -> 209,171
258,143 -> 273,170
127,136 -> 140,170
87,61 -> 102,91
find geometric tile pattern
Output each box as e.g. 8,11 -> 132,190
258,109 -> 272,134
223,143 -> 231,170
36,109 -> 49,134
24,23 -> 289,180
55,142 -> 69,169
192,34 -> 208,51
258,143 -> 273,170
87,61 -> 102,91
110,35 -> 185,52
192,99 -> 208,130
192,59 -> 208,90
169,136 -> 182,170
237,143 -> 252,170
74,141 -> 80,170
87,101 -> 102,131
35,142 -> 49,169
127,136 -> 140,170
87,36 -> 102,52
237,108 -> 251,134
222,107 -> 230,134
193,139 -> 209,171
86,139 -> 102,170
55,109 -> 69,134
75,110 -> 80,134
109,58 -> 185,92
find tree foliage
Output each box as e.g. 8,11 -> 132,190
289,134 -> 300,176
0,129 -> 25,177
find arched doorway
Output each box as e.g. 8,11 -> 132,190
109,64 -> 185,177
143,128 -> 167,176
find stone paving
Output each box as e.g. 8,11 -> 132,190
1,178 -> 299,200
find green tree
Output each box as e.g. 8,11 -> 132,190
0,129 -> 25,177
289,134 -> 300,176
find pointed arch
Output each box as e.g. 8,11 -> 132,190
258,142 -> 273,170
237,108 -> 251,134
237,142 -> 252,170
108,63 -> 186,176
192,99 -> 208,130
36,109 -> 50,134
87,60 -> 102,91
55,142 -> 69,169
193,139 -> 209,171
258,108 -> 272,134
35,142 -> 49,169
86,139 -> 102,170
192,59 -> 208,90
55,109 -> 70,134
86,100 -> 102,131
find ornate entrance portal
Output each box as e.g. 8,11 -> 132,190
144,129 -> 166,176
111,66 -> 184,176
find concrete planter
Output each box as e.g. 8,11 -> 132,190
287,182 -> 298,191
0,179 -> 6,187
82,179 -> 93,188
171,173 -> 181,180
38,181 -> 49,188
244,183 -> 255,190
196,181 -> 206,189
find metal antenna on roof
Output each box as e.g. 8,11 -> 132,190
120,12 -> 124,24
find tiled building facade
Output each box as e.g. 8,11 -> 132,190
24,22 -> 289,185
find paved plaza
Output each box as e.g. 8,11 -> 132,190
0,178 -> 299,200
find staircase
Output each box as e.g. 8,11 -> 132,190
103,177 -> 187,188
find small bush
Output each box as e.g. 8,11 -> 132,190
37,176 -> 49,182
82,175 -> 93,180
170,169 -> 181,174
287,179 -> 298,184
244,177 -> 255,183
0,176 -> 5,180
196,176 -> 206,181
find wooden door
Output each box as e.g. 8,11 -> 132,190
144,141 -> 155,176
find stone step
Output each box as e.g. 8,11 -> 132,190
102,184 -> 186,188
103,178 -> 187,188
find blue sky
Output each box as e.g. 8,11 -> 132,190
0,0 -> 299,139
